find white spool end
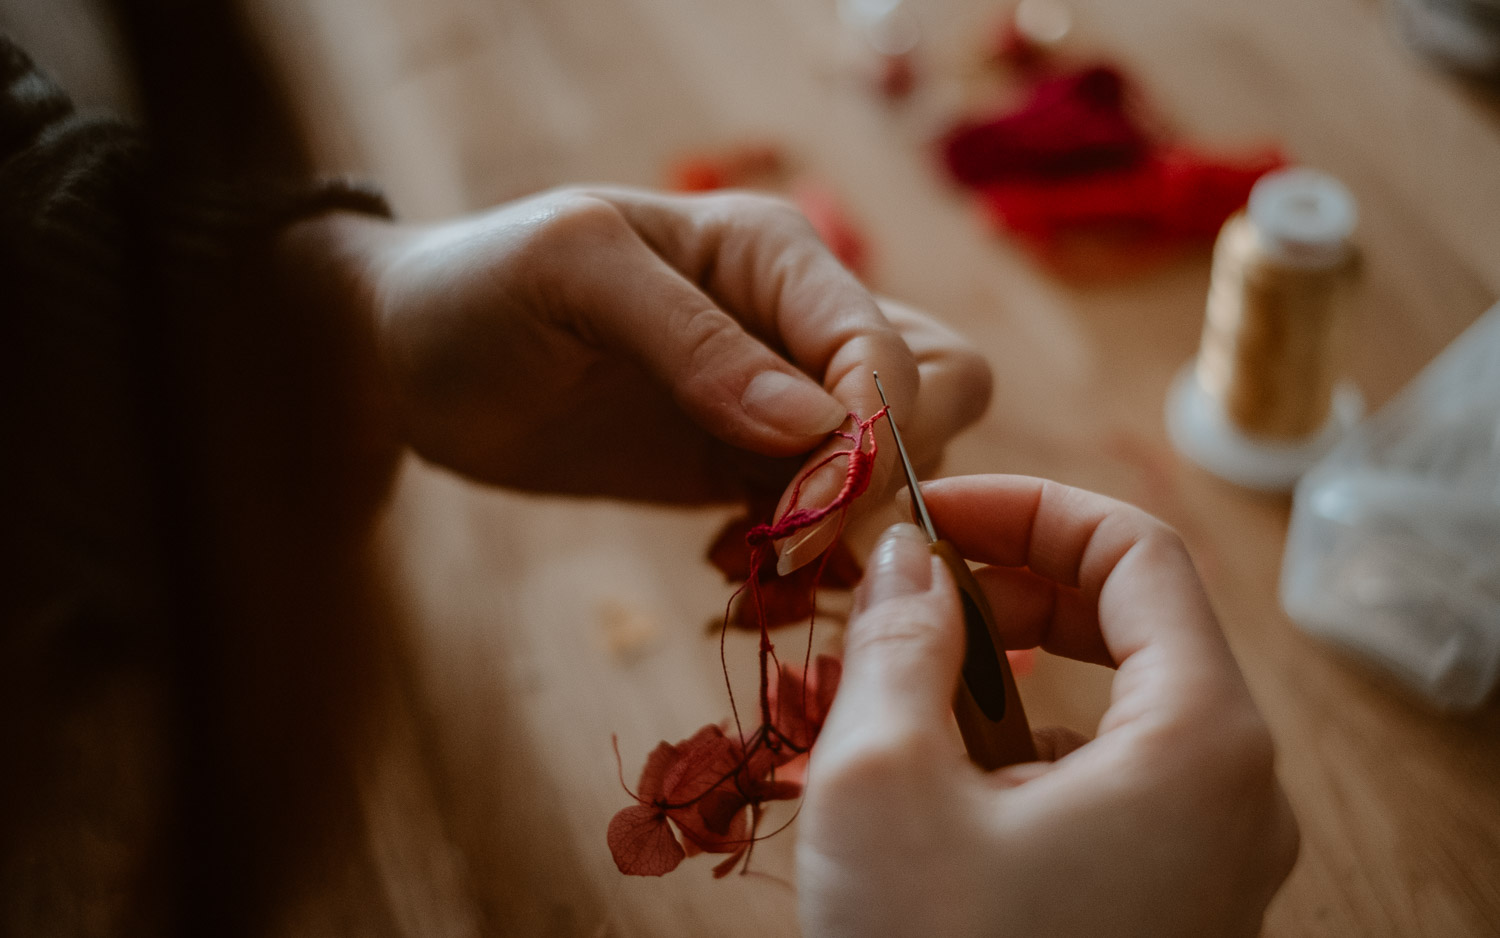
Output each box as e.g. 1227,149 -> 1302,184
1165,366 -> 1363,492
1247,168 -> 1358,268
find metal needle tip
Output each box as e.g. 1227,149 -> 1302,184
872,372 -> 938,542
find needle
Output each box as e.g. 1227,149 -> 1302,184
871,372 -> 1037,770
873,372 -> 937,542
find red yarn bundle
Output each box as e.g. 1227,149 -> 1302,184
940,62 -> 1284,276
942,66 -> 1147,185
980,145 -> 1287,240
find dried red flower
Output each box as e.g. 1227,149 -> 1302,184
708,505 -> 862,631
610,411 -> 883,877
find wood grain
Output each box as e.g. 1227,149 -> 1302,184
238,0 -> 1500,934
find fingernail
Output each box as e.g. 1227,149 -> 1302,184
852,523 -> 933,614
741,371 -> 847,438
775,514 -> 839,576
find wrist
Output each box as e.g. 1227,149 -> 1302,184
273,209 -> 400,318
271,209 -> 409,474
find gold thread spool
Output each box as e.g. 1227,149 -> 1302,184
1193,170 -> 1358,442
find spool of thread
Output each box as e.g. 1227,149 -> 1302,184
1166,168 -> 1363,491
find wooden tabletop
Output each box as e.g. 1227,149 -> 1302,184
240,0 -> 1500,934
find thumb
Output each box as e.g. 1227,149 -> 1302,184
572,220 -> 846,456
820,523 -> 965,754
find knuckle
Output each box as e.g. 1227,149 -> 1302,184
532,192 -> 630,255
676,306 -> 744,375
845,601 -> 945,662
1140,523 -> 1189,560
709,191 -> 814,238
719,190 -> 799,220
1118,521 -> 1199,581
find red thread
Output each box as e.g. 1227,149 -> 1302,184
609,409 -> 885,877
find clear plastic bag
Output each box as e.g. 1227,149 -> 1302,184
1280,302 -> 1500,710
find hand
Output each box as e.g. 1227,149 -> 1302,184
797,476 -> 1299,938
286,187 -> 990,517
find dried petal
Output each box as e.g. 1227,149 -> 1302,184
725,541 -> 862,631
707,514 -> 757,582
612,414 -> 882,880
749,777 -> 803,803
660,725 -> 741,806
608,805 -> 685,876
674,788 -> 750,854
635,740 -> 677,802
769,655 -> 842,753
706,492 -> 785,584
711,846 -> 749,879
731,562 -> 818,630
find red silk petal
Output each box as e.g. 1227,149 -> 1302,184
608,805 -> 686,876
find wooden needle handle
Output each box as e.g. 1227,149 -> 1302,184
930,540 -> 1037,770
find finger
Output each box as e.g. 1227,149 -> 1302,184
986,726 -> 1090,789
601,189 -> 922,565
556,196 -> 847,456
771,299 -> 989,569
773,295 -> 994,571
968,565 -> 1113,666
1032,725 -> 1090,761
876,297 -> 992,472
893,486 -> 1113,665
819,524 -> 965,758
920,475 -> 1242,729
603,190 -> 919,415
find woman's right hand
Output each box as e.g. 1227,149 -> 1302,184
797,475 -> 1299,938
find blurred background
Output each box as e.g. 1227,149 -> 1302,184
5,0 -> 1499,935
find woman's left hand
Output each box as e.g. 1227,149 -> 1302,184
282,186 -> 990,532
